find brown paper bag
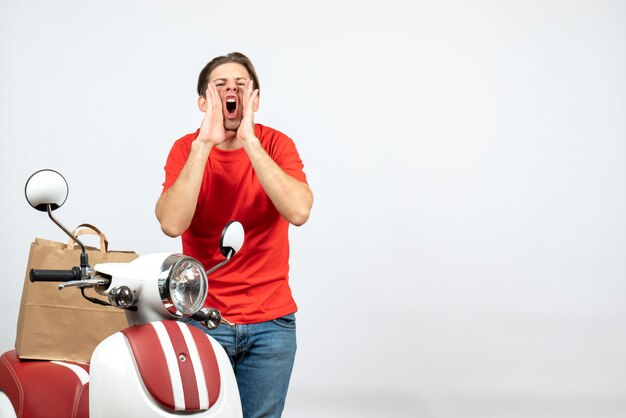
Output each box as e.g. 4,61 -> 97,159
15,224 -> 138,363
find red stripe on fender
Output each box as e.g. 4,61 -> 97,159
122,324 -> 174,410
161,321 -> 200,410
188,326 -> 221,407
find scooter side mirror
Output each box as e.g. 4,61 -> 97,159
25,169 -> 69,212
24,169 -> 89,270
220,221 -> 245,257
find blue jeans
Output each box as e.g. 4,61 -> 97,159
182,314 -> 297,418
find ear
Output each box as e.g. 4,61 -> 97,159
253,95 -> 260,112
198,95 -> 207,112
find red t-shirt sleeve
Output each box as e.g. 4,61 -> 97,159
263,127 -> 308,185
161,134 -> 195,193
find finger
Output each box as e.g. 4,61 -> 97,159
206,82 -> 220,111
204,83 -> 213,105
244,79 -> 254,101
253,90 -> 259,112
243,81 -> 257,112
213,84 -> 223,111
249,87 -> 259,114
204,84 -> 213,112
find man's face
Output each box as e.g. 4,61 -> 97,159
208,62 -> 251,131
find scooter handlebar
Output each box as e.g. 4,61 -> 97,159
30,267 -> 81,282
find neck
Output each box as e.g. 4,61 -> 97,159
217,134 -> 243,151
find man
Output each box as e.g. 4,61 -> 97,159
156,52 -> 313,418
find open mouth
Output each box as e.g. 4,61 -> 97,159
225,98 -> 237,113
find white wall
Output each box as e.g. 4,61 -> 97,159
1,1 -> 625,417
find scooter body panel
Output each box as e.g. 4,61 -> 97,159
90,322 -> 242,418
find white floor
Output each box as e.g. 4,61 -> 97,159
283,390 -> 626,418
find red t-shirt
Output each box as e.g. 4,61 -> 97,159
162,124 -> 308,324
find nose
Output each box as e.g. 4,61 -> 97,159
225,79 -> 238,92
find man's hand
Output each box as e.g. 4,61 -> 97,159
197,82 -> 227,146
237,79 -> 260,144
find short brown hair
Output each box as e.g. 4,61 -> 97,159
197,52 -> 260,97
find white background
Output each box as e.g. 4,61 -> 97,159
1,1 -> 625,417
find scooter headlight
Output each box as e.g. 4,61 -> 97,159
158,255 -> 207,317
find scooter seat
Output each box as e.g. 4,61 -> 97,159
0,350 -> 89,418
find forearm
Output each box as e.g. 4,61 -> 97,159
156,141 -> 213,237
243,140 -> 313,226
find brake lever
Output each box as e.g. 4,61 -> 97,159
58,278 -> 110,290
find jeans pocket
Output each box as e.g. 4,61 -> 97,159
271,313 -> 297,329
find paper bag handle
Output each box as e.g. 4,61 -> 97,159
67,223 -> 109,253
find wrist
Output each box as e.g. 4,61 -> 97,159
241,135 -> 261,149
191,138 -> 214,156
242,136 -> 266,160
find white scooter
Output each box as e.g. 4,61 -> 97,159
0,169 -> 243,418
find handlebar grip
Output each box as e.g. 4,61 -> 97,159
30,267 -> 81,282
191,310 -> 207,321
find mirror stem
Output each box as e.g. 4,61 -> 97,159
47,204 -> 89,268
206,249 -> 233,276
